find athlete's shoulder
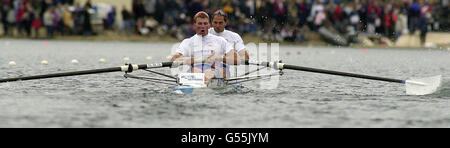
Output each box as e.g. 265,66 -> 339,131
179,38 -> 190,45
225,30 -> 243,40
178,36 -> 194,48
186,35 -> 198,41
182,35 -> 199,43
208,34 -> 227,42
225,30 -> 241,36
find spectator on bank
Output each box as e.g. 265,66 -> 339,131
366,8 -> 377,34
310,0 -> 324,31
419,14 -> 427,45
348,5 -> 360,43
62,4 -> 74,35
136,17 -> 147,35
383,7 -> 394,39
310,0 -> 324,19
274,0 -> 287,27
81,4 -> 92,36
281,25 -> 295,42
21,10 -> 33,37
161,13 -> 177,37
178,15 -> 193,40
54,4 -> 64,36
120,6 -> 133,36
349,5 -> 360,29
31,13 -> 42,38
408,0 -> 421,34
394,9 -> 408,41
16,2 -> 26,36
314,10 -> 326,30
72,3 -> 84,35
145,16 -> 158,33
6,5 -> 16,36
296,0 -> 310,28
294,27 -> 306,42
256,0 -> 272,31
133,0 -> 146,20
144,0 -> 156,17
330,2 -> 342,30
1,5 -> 6,36
44,7 -> 55,38
104,6 -> 116,30
441,2 -> 450,31
0,8 -> 2,35
154,0 -> 166,23
419,0 -> 431,45
188,0 -> 203,17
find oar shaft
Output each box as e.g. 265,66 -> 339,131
282,64 -> 404,84
0,67 -> 123,83
0,62 -> 176,83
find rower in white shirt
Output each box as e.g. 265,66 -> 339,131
209,10 -> 249,61
170,11 -> 239,84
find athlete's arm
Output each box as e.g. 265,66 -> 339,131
170,53 -> 183,62
238,49 -> 249,62
224,50 -> 239,65
235,34 -> 248,63
205,50 -> 238,65
170,53 -> 195,65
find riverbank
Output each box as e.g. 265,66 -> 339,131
1,30 -> 448,50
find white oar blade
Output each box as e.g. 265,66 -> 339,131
405,75 -> 442,95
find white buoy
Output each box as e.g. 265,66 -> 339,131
98,58 -> 106,63
71,59 -> 79,64
123,57 -> 130,62
146,56 -> 153,61
8,61 -> 16,66
41,60 -> 48,65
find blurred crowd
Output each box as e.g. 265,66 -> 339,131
1,0 -> 449,44
0,0 -> 103,38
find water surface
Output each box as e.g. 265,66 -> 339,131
1,39 -> 449,127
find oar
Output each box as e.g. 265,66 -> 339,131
257,61 -> 442,95
0,58 -> 214,83
0,62 -> 175,83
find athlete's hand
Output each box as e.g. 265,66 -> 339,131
206,55 -> 222,64
174,57 -> 195,65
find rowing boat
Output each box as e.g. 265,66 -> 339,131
125,72 -> 243,94
0,60 -> 442,96
172,77 -> 243,94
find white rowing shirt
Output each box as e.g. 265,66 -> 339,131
176,34 -> 232,60
208,28 -> 246,52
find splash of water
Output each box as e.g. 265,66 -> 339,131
432,80 -> 450,99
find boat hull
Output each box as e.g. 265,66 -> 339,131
173,78 -> 242,94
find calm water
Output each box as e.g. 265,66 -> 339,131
0,39 -> 449,128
